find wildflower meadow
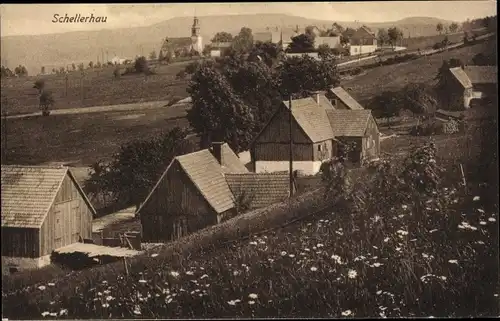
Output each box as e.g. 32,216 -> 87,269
2,143 -> 498,319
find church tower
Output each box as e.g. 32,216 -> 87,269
191,16 -> 203,54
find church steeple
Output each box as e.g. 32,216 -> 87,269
191,16 -> 200,37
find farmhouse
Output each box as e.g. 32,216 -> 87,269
349,26 -> 378,56
250,91 -> 379,175
1,165 -> 95,272
253,28 -> 299,49
138,143 -> 292,242
447,65 -> 497,109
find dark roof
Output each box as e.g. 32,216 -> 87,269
176,150 -> 235,214
209,143 -> 249,174
225,173 -> 291,209
164,37 -> 193,47
352,26 -> 376,39
463,66 -> 497,84
329,87 -> 365,110
326,109 -> 373,136
449,67 -> 473,88
282,96 -> 335,142
1,165 -> 96,228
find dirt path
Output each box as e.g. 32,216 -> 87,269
5,100 -> 172,119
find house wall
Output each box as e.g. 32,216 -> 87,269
2,254 -> 51,273
349,44 -> 377,56
257,107 -> 312,144
210,50 -> 221,57
39,174 -> 93,256
255,160 -> 323,176
314,36 -> 341,49
313,140 -> 336,162
362,116 -> 381,161
140,160 -> 218,242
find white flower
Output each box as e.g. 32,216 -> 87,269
372,262 -> 383,268
59,309 -> 68,316
448,259 -> 458,264
494,294 -> 498,297
102,303 -> 110,308
288,254 -> 295,258
376,290 -> 382,295
227,300 -> 240,306
477,208 -> 485,213
49,313 -> 57,317
281,251 -> 287,256
133,306 -> 141,315
304,248 -> 310,252
310,266 -> 318,272
248,293 -> 258,299
249,241 -> 258,246
170,271 -> 180,278
480,221 -> 487,225
47,282 -> 55,287
38,285 -> 46,291
248,300 -> 256,305
383,237 -> 390,243
429,229 -> 438,233
341,310 -> 352,316
347,269 -> 358,279
186,271 -> 194,276
317,243 -> 324,248
331,254 -> 343,264
200,274 -> 209,279
233,270 -> 240,276
473,196 -> 480,201
397,230 -> 408,236
489,217 -> 496,222
150,253 -> 158,257
166,298 -> 173,304
138,279 -> 147,284
440,276 -> 447,281
41,312 -> 50,317
402,204 -> 408,210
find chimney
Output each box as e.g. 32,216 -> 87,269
312,91 -> 320,105
211,142 -> 224,165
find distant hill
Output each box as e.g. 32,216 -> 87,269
0,14 -> 457,75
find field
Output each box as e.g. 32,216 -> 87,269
1,105 -> 190,167
342,40 -> 491,105
0,60 -> 195,116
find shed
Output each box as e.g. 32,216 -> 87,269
137,143 -> 248,242
1,165 -> 95,272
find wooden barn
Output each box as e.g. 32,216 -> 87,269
138,143 -> 293,242
447,66 -> 497,110
1,165 -> 95,272
250,90 -> 379,175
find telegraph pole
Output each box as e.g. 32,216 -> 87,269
289,95 -> 294,196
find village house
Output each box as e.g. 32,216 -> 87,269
137,143 -> 292,242
253,27 -> 299,49
447,65 -> 497,109
314,36 -> 342,50
250,90 -> 379,175
326,86 -> 365,110
209,42 -> 232,57
349,26 -> 378,56
1,165 -> 95,273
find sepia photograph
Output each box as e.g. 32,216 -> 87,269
1,1 -> 498,319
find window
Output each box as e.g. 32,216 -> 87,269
318,144 -> 323,152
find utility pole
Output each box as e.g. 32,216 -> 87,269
65,73 -> 68,97
289,95 -> 294,197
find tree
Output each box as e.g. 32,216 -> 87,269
113,66 -> 121,79
187,63 -> 255,152
436,22 -> 444,35
305,26 -> 318,38
211,31 -> 233,43
88,61 -> 94,69
158,50 -> 165,63
377,28 -> 390,46
449,22 -> 459,33
59,66 -> 66,74
95,61 -> 102,69
202,45 -> 212,57
33,79 -> 45,94
134,56 -> 149,74
72,63 -> 76,71
387,27 -> 403,48
78,63 -> 84,71
84,127 -> 194,209
367,91 -> 402,127
14,65 -> 28,77
249,41 -> 284,67
317,44 -> 334,60
231,27 -> 254,54
400,83 -> 438,123
275,54 -> 339,98
39,90 -> 55,114
41,66 -> 46,75
287,33 -> 316,53
472,52 -> 496,66
149,50 -> 157,60
1,66 -> 14,78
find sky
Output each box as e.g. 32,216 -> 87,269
1,1 -> 497,37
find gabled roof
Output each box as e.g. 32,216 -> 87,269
449,67 -> 473,88
326,109 -> 373,137
225,173 -> 291,209
329,87 -> 365,110
176,150 -> 236,214
1,165 -> 96,229
209,143 -> 249,174
282,96 -> 335,142
352,26 -> 376,39
164,37 -> 193,47
463,66 -> 497,84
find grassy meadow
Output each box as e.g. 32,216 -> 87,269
0,60 -> 195,116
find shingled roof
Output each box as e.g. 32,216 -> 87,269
176,150 -> 236,214
1,165 -> 95,229
329,87 -> 365,110
449,67 -> 473,88
225,173 -> 291,209
326,109 -> 373,136
209,143 -> 249,174
463,66 -> 497,84
282,96 -> 335,142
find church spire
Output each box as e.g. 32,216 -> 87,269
191,14 -> 200,37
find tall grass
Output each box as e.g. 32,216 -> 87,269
2,143 -> 498,319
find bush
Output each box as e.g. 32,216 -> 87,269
409,119 -> 443,136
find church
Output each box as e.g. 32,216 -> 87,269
159,16 -> 203,58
